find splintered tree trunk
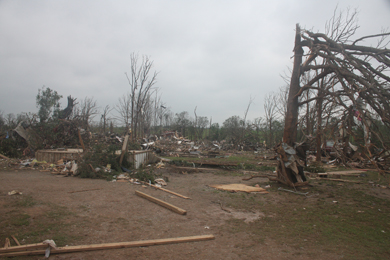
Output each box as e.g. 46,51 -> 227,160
316,90 -> 324,161
275,24 -> 306,187
283,24 -> 303,146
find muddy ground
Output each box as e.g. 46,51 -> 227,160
1,167 -> 389,259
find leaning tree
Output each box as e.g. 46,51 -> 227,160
277,10 -> 390,186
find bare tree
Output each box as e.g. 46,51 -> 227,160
193,106 -> 209,140
4,113 -> 16,129
253,117 -> 264,141
100,105 -> 113,134
264,92 -> 278,146
275,85 -> 289,120
125,53 -> 158,140
242,96 -> 254,142
115,93 -> 132,131
0,111 -> 4,131
163,109 -> 174,128
74,97 -> 99,130
175,111 -> 192,137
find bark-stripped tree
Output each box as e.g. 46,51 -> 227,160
280,9 -> 390,185
75,97 -> 99,130
264,92 -> 278,146
116,93 -> 132,131
100,105 -> 113,134
125,53 -> 158,140
275,85 -> 289,120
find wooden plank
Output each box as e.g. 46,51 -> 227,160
0,153 -> 10,160
135,190 -> 187,215
4,238 -> 10,248
313,177 -> 361,183
209,184 -> 268,194
325,170 -> 365,175
317,173 -> 360,177
0,243 -> 47,253
11,235 -> 21,246
0,235 -> 215,257
139,181 -> 190,199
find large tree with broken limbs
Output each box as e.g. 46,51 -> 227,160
278,12 -> 390,186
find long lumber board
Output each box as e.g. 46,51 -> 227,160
0,153 -> 9,160
313,177 -> 361,183
0,243 -> 47,253
139,181 -> 190,199
0,235 -> 215,257
135,190 -> 187,215
325,170 -> 365,175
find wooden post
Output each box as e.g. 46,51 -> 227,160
119,135 -> 129,165
78,129 -> 85,151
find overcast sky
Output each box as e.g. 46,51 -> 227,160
0,0 -> 389,125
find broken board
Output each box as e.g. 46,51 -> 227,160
209,184 -> 268,194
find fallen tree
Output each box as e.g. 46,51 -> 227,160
280,9 -> 390,186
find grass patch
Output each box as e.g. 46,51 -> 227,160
212,170 -> 243,177
10,213 -> 31,227
167,154 -> 275,172
214,180 -> 390,259
0,195 -> 80,247
204,172 -> 390,259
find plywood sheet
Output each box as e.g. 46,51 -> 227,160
209,184 -> 268,193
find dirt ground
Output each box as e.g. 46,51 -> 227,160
1,167 -> 389,259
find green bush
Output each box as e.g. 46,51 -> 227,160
77,143 -> 132,179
